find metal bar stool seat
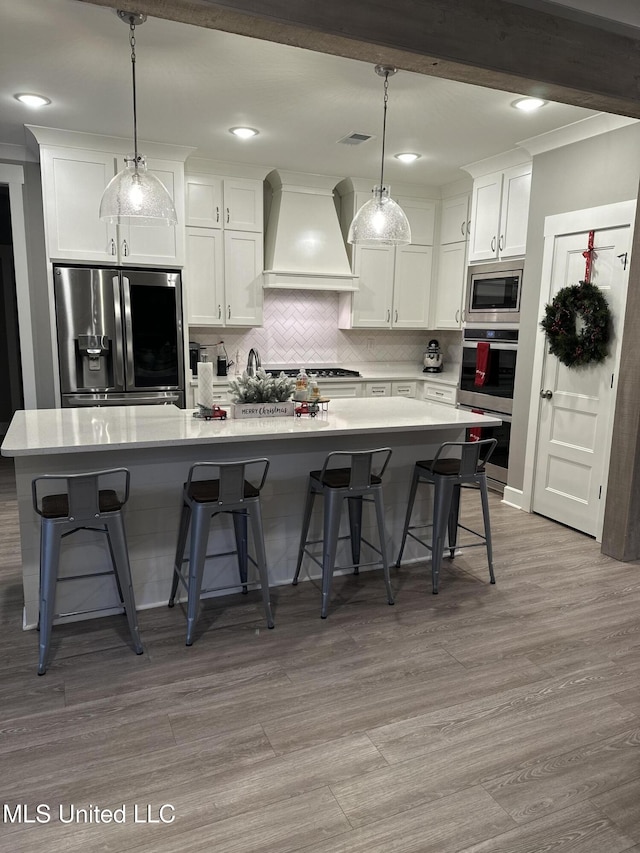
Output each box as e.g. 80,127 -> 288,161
293,448 -> 395,618
32,467 -> 143,676
168,458 -> 274,646
396,439 -> 497,594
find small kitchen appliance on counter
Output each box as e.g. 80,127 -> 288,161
423,340 -> 443,373
189,341 -> 201,377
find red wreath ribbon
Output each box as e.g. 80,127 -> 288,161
582,230 -> 595,283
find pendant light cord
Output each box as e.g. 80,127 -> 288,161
379,70 -> 389,194
129,18 -> 139,167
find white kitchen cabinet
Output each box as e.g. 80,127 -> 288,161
319,381 -> 363,399
468,163 -> 531,263
440,193 -> 470,245
433,241 -> 467,329
423,381 -> 457,407
185,174 -> 263,232
340,241 -> 433,330
40,146 -> 185,265
184,227 -> 263,328
365,381 -> 391,397
392,381 -> 416,397
396,197 -> 436,245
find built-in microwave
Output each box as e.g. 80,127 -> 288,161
466,262 -> 523,324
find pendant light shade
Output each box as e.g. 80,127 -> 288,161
348,66 -> 411,247
99,11 -> 177,226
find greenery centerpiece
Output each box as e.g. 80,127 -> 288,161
228,368 -> 296,418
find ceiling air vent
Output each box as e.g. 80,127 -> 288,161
337,132 -> 373,145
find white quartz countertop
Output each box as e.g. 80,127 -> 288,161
1,398 -> 500,457
196,363 -> 460,387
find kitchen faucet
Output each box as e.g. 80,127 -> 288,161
246,347 -> 261,376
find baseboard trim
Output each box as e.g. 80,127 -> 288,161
502,486 -> 527,511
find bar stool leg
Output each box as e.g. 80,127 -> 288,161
373,489 -> 394,606
248,504 -> 275,629
448,483 -> 462,559
347,496 -> 363,575
38,521 -> 61,676
396,466 -> 420,567
105,514 -> 144,655
320,491 -> 343,618
293,480 -> 315,585
169,502 -> 191,607
431,479 -> 454,594
185,504 -> 211,646
232,510 -> 249,593
478,474 -> 495,583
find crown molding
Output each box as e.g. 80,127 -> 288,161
518,112 -> 639,156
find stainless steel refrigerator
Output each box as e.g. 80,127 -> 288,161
53,265 -> 185,407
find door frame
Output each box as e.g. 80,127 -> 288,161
520,199 -> 636,541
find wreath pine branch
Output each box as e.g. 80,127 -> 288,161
540,280 -> 611,368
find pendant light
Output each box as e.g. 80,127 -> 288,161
348,65 -> 411,246
99,10 -> 177,226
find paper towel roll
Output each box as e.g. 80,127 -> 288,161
196,360 -> 215,410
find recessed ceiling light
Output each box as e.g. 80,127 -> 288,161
229,127 -> 259,139
512,97 -> 547,112
14,93 -> 51,108
395,152 -> 421,163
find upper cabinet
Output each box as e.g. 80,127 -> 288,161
432,191 -> 470,330
467,161 -> 532,263
185,174 -> 263,232
37,141 -> 188,267
183,172 -> 264,328
440,193 -> 470,245
337,182 -> 436,330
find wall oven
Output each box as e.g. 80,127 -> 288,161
466,262 -> 523,325
458,325 -> 518,489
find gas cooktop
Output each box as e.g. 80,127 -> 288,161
264,367 -> 361,379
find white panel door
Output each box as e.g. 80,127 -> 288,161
351,244 -> 395,328
224,178 -> 263,232
224,230 -> 263,326
533,225 -> 631,536
433,242 -> 466,329
499,164 -> 532,259
393,244 -> 433,328
468,172 -> 502,262
184,227 -> 224,326
124,159 -> 184,266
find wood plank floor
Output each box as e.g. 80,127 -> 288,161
1,453 -> 640,852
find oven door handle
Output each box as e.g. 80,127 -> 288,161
458,404 -> 512,423
463,341 -> 517,351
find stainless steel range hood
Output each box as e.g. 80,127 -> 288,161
263,170 -> 358,291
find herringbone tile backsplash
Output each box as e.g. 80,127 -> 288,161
191,289 -> 461,369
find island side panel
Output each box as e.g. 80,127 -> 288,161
14,428 -> 465,629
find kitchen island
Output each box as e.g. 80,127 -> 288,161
2,399 -> 500,628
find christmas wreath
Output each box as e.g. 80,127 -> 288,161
540,280 -> 611,368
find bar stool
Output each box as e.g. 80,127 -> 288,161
396,439 -> 497,594
293,448 -> 395,618
168,458 -> 274,645
32,468 -> 143,676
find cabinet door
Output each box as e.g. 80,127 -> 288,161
499,164 -> 531,259
184,227 -> 224,326
468,172 -> 502,262
433,242 -> 467,329
392,244 -> 433,329
123,158 -> 184,266
224,179 -> 263,232
185,174 -> 223,228
350,245 -> 395,328
40,147 -> 118,262
440,194 -> 470,245
423,382 -> 457,406
224,230 -> 263,326
392,381 -> 416,397
397,197 -> 436,245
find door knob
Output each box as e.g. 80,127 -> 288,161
539,389 -> 553,399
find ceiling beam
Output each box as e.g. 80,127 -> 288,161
80,0 -> 640,117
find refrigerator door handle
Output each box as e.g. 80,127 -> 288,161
121,274 -> 136,389
112,275 -> 126,390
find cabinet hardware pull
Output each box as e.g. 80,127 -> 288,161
455,309 -> 460,324
226,207 -> 230,224
228,304 -> 231,319
499,234 -> 504,251
467,220 -> 471,235
216,206 -> 220,223
218,304 -> 222,319
122,239 -> 128,257
386,309 -> 390,322
462,309 -> 466,323
460,221 -> 465,236
491,236 -> 496,252
109,238 -> 116,256
394,309 -> 398,323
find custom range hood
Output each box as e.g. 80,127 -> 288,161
263,170 -> 358,291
